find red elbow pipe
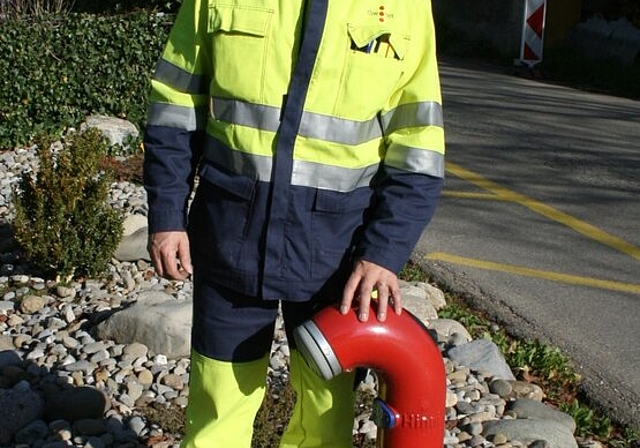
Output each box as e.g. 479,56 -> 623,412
294,303 -> 446,448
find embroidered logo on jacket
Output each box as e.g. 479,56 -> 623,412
367,4 -> 394,22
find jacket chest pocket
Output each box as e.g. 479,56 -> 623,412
208,2 -> 274,103
336,25 -> 409,118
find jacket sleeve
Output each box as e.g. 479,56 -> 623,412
354,1 -> 445,274
143,0 -> 210,233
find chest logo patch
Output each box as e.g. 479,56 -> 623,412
367,4 -> 394,22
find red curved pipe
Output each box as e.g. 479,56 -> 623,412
296,303 -> 446,448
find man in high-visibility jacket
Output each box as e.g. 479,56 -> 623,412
144,0 -> 445,446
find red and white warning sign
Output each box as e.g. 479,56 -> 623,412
519,0 -> 547,66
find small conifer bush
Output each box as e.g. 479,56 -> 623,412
12,129 -> 124,281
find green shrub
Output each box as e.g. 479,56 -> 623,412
12,129 -> 124,281
0,11 -> 172,149
560,399 -> 612,439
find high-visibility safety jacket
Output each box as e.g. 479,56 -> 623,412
144,0 -> 445,301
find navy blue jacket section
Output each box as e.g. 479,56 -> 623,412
144,130 -> 442,301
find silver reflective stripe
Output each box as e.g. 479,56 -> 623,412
147,103 -> 207,131
211,99 -> 443,142
292,160 -> 378,191
203,137 -> 378,191
211,98 -> 382,145
299,113 -> 382,145
385,143 -> 445,178
204,137 -> 273,181
212,98 -> 280,132
381,101 -> 444,134
154,59 -> 209,94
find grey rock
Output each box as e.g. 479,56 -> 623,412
489,378 -> 513,398
45,387 -> 109,422
80,115 -> 139,148
402,294 -> 438,324
161,373 -> 185,391
114,227 -> 150,262
447,339 -> 516,381
96,291 -> 191,359
508,398 -> 576,433
19,295 -> 46,314
126,382 -> 144,402
83,342 -> 109,355
73,418 -> 108,436
0,300 -> 15,312
405,280 -> 447,310
510,381 -> 545,401
0,388 -> 44,445
0,334 -> 14,350
127,416 -> 146,436
456,401 -> 478,416
64,360 -> 97,374
122,342 -> 149,359
399,281 -> 441,323
483,419 -> 578,448
55,286 -> 76,299
121,214 -> 148,237
428,319 -> 473,344
89,350 -> 111,364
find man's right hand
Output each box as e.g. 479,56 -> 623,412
148,231 -> 193,280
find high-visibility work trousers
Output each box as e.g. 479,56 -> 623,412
182,350 -> 356,448
182,276 -> 356,448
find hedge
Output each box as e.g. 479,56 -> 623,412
0,12 -> 173,149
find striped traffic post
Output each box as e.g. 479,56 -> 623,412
519,0 -> 548,67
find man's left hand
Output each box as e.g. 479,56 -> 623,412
340,260 -> 402,322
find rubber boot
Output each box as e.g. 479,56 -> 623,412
181,350 -> 269,448
279,350 -> 356,448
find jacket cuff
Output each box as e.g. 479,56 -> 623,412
353,246 -> 408,275
147,209 -> 187,234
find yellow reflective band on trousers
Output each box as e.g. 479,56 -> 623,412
182,350 -> 268,448
279,350 -> 356,448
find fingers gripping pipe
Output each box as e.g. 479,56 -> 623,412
294,304 -> 446,448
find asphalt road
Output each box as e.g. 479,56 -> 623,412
415,58 -> 640,426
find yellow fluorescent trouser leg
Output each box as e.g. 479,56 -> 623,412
181,350 -> 269,448
280,350 -> 356,448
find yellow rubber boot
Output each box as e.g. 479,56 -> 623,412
181,350 -> 269,448
279,350 -> 356,448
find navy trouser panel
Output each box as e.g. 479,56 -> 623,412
192,274 -> 335,362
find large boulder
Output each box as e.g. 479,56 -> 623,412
483,419 -> 578,448
80,115 -> 139,148
44,386 -> 110,422
446,339 -> 515,380
96,291 -> 191,359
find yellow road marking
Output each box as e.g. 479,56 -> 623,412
426,252 -> 640,294
442,191 -> 509,201
445,162 -> 640,262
